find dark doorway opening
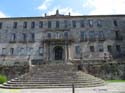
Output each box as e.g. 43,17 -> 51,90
54,46 -> 63,60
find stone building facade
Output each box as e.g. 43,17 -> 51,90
0,10 -> 125,66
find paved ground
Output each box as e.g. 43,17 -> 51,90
0,82 -> 125,93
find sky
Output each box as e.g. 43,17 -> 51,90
0,0 -> 125,18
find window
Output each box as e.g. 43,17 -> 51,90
80,20 -> 84,27
11,33 -> 16,41
56,21 -> 59,28
90,46 -> 94,52
13,22 -> 17,29
48,21 -> 51,28
72,20 -> 76,28
31,21 -> 35,28
89,31 -> 95,40
0,22 -> 2,29
47,33 -> 51,39
28,47 -> 33,56
88,20 -> 93,27
20,48 -> 24,56
64,20 -> 68,28
64,32 -> 68,38
23,22 -> 27,28
2,48 -> 6,55
97,20 -> 102,27
75,46 -> 80,54
98,44 -> 103,52
80,31 -> 87,41
116,45 -> 121,53
39,21 -> 43,28
31,33 -> 35,41
107,45 -> 112,53
39,47 -> 43,56
10,48 -> 14,55
113,20 -> 118,26
98,31 -> 105,40
22,33 -> 27,41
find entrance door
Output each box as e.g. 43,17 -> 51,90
54,46 -> 63,60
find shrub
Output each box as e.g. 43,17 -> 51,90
0,75 -> 7,84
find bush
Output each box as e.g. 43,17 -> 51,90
0,75 -> 7,84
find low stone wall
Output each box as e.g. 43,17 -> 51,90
84,63 -> 125,80
0,66 -> 29,80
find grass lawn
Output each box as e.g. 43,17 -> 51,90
106,80 -> 125,83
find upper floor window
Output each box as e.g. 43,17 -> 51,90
39,47 -> 43,56
0,22 -> 2,29
22,33 -> 27,41
64,32 -> 68,38
20,48 -> 25,56
39,21 -> 43,28
47,33 -> 51,39
98,31 -> 105,39
89,31 -> 95,40
13,22 -> 17,29
48,21 -> 51,28
80,31 -> 87,40
88,20 -> 93,27
31,21 -> 35,28
113,20 -> 118,27
28,47 -> 33,56
56,21 -> 60,28
75,46 -> 80,55
2,48 -> 6,55
64,20 -> 68,28
80,20 -> 84,27
10,48 -> 14,55
97,20 -> 102,27
23,22 -> 27,28
72,20 -> 76,28
90,46 -> 95,52
11,33 -> 16,41
31,33 -> 35,41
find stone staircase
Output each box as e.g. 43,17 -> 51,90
0,63 -> 105,89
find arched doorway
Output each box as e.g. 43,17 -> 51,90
54,46 -> 63,60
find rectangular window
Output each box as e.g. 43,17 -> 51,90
107,45 -> 112,53
31,21 -> 35,28
11,33 -> 16,41
113,20 -> 118,26
80,20 -> 84,27
64,32 -> 68,38
10,48 -> 14,55
98,31 -> 105,40
56,21 -> 59,28
90,46 -> 94,52
89,31 -> 95,41
98,44 -> 103,52
64,20 -> 68,28
13,22 -> 17,29
39,47 -> 43,56
48,21 -> 51,28
97,20 -> 102,27
39,21 -> 43,28
80,31 -> 87,41
88,20 -> 93,27
75,46 -> 80,54
72,20 -> 76,28
22,33 -> 27,41
23,22 -> 27,28
47,33 -> 51,39
28,47 -> 33,56
2,48 -> 6,55
31,33 -> 35,41
0,22 -> 2,29
116,45 -> 121,53
20,48 -> 24,56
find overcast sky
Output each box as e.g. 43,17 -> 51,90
0,0 -> 125,18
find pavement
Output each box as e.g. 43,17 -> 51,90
0,82 -> 125,93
